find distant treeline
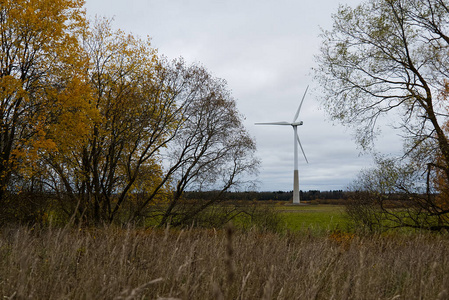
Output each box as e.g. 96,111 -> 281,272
183,190 -> 346,201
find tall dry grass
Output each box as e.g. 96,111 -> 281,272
1,225 -> 449,299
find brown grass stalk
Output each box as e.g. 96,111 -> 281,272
1,225 -> 449,299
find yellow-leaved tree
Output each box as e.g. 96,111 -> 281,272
0,0 -> 95,216
0,4 -> 259,226
46,19 -> 176,223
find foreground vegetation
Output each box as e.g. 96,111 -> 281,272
0,224 -> 448,299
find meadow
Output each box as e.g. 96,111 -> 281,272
1,204 -> 449,299
277,204 -> 349,232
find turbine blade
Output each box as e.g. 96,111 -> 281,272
296,133 -> 309,163
255,121 -> 292,126
292,85 -> 309,123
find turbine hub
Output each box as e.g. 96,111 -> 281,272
292,121 -> 303,126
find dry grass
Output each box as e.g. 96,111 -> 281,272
1,225 -> 449,299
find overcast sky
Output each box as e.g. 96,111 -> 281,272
84,0 -> 403,192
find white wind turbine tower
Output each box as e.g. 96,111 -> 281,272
255,86 -> 309,204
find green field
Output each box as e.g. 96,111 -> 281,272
229,203 -> 350,233
276,204 -> 350,232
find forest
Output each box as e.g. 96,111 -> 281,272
184,190 -> 346,201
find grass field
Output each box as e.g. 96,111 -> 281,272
1,223 -> 449,299
229,203 -> 350,233
276,204 -> 350,232
2,204 -> 449,299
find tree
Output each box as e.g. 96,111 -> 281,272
44,19 -> 259,225
315,0 -> 449,230
126,59 -> 260,226
347,157 -> 435,231
154,66 -> 259,227
0,0 -> 93,214
45,19 -> 177,223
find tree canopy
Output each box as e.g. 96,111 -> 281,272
0,0 -> 94,207
316,0 -> 449,230
0,1 -> 259,225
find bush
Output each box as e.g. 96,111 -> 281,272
345,191 -> 385,233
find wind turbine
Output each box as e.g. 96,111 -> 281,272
255,86 -> 309,204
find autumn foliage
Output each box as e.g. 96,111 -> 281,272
0,0 -> 258,225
